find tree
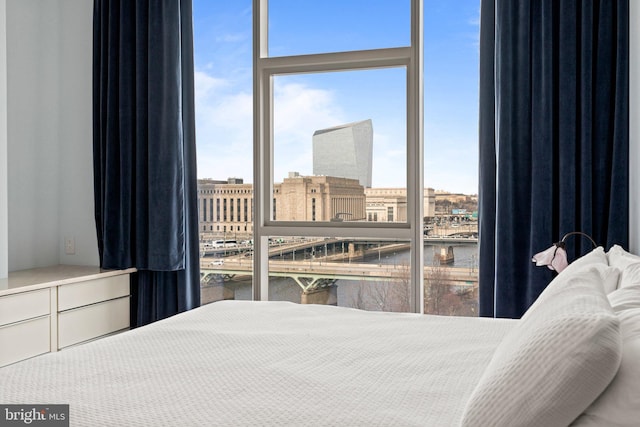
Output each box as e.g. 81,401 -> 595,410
346,262 -> 411,312
424,257 -> 477,316
424,258 -> 451,314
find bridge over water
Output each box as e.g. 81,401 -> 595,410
202,237 -> 477,261
200,259 -> 478,293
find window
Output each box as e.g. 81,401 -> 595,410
253,0 -> 423,312
272,70 -> 407,211
422,0 -> 479,315
194,0 -> 479,314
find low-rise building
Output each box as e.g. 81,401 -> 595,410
364,187 -> 435,222
197,174 -> 367,238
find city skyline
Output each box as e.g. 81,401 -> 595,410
192,0 -> 480,194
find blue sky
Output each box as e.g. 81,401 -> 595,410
192,0 -> 480,194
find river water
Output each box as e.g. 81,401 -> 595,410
204,243 -> 478,309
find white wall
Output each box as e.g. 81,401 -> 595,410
56,0 -> 96,266
7,0 -> 60,270
5,0 -> 97,272
630,0 -> 639,254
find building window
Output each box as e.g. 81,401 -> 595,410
230,199 -> 234,222
312,198 -> 316,221
202,198 -> 207,222
237,198 -> 241,221
387,207 -> 394,222
223,199 -> 227,221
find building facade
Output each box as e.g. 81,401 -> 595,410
364,188 -> 407,222
275,172 -> 366,222
197,174 -> 366,239
312,119 -> 373,188
198,178 -> 435,239
197,178 -> 254,239
364,187 -> 436,222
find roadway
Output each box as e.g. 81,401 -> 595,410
200,259 -> 478,287
201,236 -> 477,258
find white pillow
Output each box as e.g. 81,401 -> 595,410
607,244 -> 640,270
523,258 -> 618,321
600,265 -> 623,294
461,267 -> 622,427
571,308 -> 640,427
607,285 -> 640,312
567,246 -> 607,271
619,263 -> 640,289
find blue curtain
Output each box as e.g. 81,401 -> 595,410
479,0 -> 629,318
93,0 -> 200,327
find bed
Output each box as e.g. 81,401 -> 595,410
1,245 -> 639,426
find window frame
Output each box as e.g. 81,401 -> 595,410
252,0 -> 424,312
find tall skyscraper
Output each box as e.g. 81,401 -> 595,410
312,119 -> 373,188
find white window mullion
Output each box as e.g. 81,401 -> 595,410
261,47 -> 411,75
409,0 -> 424,313
252,0 -> 268,301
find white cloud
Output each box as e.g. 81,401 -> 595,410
273,82 -> 343,143
195,70 -> 348,183
194,68 -> 253,180
194,70 -> 229,102
272,82 -> 346,180
215,33 -> 247,43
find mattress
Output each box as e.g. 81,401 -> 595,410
0,301 -> 516,426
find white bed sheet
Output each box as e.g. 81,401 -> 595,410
0,301 -> 515,426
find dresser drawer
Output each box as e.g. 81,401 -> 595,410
58,297 -> 129,348
0,289 -> 50,326
0,316 -> 50,367
58,275 -> 129,311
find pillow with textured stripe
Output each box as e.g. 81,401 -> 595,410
608,285 -> 640,312
571,308 -> 640,426
618,262 -> 640,289
460,267 -> 622,427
